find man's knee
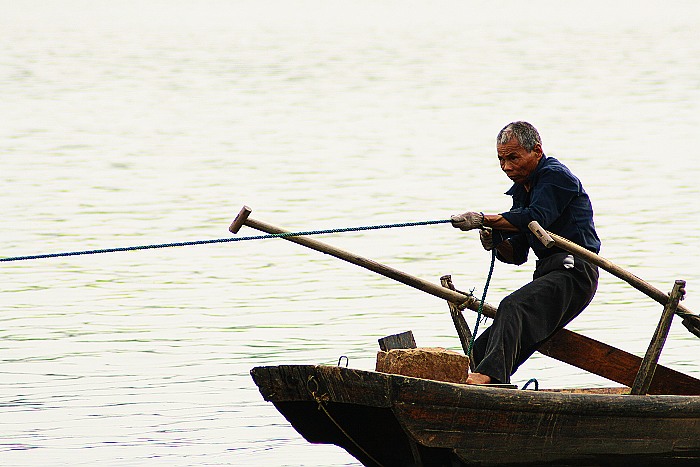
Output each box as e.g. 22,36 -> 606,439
497,294 -> 522,318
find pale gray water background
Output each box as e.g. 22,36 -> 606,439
1,1 -> 699,465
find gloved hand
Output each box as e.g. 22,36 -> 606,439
450,211 -> 484,231
479,227 -> 493,251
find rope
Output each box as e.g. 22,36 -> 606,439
0,219 -> 451,263
521,378 -> 539,391
467,247 -> 497,358
307,375 -> 386,467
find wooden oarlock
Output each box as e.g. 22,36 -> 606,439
230,207 -> 700,394
440,275 -> 476,371
631,280 -> 687,395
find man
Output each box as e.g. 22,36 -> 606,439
451,121 -> 600,385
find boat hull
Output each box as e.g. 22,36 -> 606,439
251,364 -> 700,466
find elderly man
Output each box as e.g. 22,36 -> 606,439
451,121 -> 601,385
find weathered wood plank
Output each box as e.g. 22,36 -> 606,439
378,330 -> 416,351
391,374 -> 700,416
250,365 -> 394,407
539,329 -> 700,395
396,400 -> 700,465
389,373 -> 700,464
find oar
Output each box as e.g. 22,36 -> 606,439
231,206 -> 700,394
229,206 -> 491,317
528,221 -> 700,339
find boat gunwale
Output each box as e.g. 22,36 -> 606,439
252,364 -> 700,417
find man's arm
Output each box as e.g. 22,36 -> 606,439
451,212 -> 518,232
483,214 -> 518,232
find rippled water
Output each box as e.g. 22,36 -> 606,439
1,1 -> 699,465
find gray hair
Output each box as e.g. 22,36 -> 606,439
496,121 -> 542,151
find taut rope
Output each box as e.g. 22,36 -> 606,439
1,219 -> 451,263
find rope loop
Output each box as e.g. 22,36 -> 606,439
521,378 -> 539,391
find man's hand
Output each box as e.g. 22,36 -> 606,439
451,211 -> 484,231
479,227 -> 493,251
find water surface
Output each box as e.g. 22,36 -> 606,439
1,1 -> 699,465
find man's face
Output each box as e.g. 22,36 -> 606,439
497,138 -> 543,185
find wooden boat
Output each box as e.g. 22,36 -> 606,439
251,363 -> 700,466
233,207 -> 700,466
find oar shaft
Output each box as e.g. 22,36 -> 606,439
528,221 -> 694,317
232,209 -> 495,318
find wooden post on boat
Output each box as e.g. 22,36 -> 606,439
631,280 -> 686,395
440,275 -> 476,371
528,221 -> 700,337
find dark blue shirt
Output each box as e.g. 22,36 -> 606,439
495,155 -> 601,264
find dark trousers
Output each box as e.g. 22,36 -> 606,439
471,252 -> 599,384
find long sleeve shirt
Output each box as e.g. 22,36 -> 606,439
495,155 -> 601,265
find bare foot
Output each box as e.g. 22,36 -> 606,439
466,373 -> 492,385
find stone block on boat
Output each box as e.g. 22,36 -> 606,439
375,347 -> 469,383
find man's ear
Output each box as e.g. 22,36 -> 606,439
532,143 -> 543,157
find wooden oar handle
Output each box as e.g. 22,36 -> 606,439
528,221 -> 555,248
229,205 -> 252,233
